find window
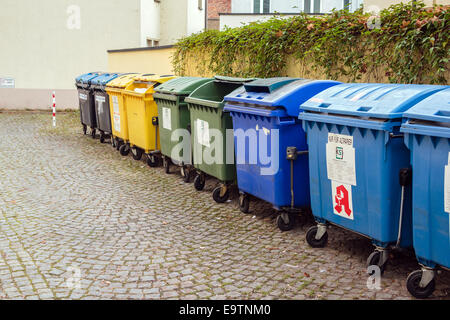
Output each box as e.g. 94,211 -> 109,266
263,0 -> 270,13
254,0 -> 260,13
313,0 -> 320,13
303,0 -> 310,13
343,0 -> 350,10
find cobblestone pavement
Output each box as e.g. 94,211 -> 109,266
0,111 -> 449,300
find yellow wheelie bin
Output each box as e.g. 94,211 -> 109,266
121,74 -> 176,166
105,73 -> 144,150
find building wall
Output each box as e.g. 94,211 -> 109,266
160,0 -> 188,45
107,47 -> 176,75
207,0 -> 232,29
140,0 -> 161,46
0,0 -> 141,90
220,14 -> 300,30
187,0 -> 207,35
364,0 -> 449,12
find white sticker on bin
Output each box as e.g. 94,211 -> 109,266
332,181 -> 354,220
112,96 -> 120,133
326,133 -> 356,186
162,107 -> 171,131
196,119 -> 210,147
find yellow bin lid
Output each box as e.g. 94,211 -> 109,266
134,74 -> 177,84
106,73 -> 144,89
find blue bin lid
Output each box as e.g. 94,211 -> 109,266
224,78 -> 341,117
300,83 -> 447,119
403,87 -> 450,123
90,73 -> 121,87
75,72 -> 103,85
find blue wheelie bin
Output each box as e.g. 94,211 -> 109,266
75,72 -> 103,136
401,87 -> 450,299
90,72 -> 121,142
298,83 -> 446,272
224,78 -> 340,231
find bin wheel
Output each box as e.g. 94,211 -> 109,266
366,251 -> 388,275
131,147 -> 143,161
91,128 -> 96,139
163,157 -> 171,174
82,124 -> 87,135
406,270 -> 436,299
306,225 -> 328,248
111,137 -> 116,148
239,194 -> 250,214
99,132 -> 105,144
181,166 -> 192,183
119,144 -> 130,156
194,174 -> 205,191
276,214 -> 295,231
147,154 -> 158,168
116,139 -> 123,151
212,186 -> 229,204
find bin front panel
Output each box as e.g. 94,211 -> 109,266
107,90 -> 129,141
157,98 -> 192,165
404,131 -> 450,268
94,91 -> 112,133
303,118 -> 413,247
78,88 -> 96,128
190,103 -> 236,182
126,95 -> 160,153
230,111 -> 310,209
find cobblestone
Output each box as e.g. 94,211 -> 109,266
0,112 -> 449,300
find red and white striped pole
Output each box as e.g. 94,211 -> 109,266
52,91 -> 56,127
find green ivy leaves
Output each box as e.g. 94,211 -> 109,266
173,1 -> 449,84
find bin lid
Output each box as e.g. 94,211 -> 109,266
133,74 -> 176,84
403,87 -> 450,123
75,72 -> 103,85
185,76 -> 256,108
90,73 -> 121,87
299,83 -> 448,119
106,73 -> 143,89
155,77 -> 214,96
224,78 -> 341,117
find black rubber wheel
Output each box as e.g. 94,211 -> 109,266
277,214 -> 295,231
366,251 -> 388,275
181,166 -> 192,183
406,270 -> 436,299
131,148 -> 143,161
115,139 -> 123,151
212,186 -> 229,203
147,154 -> 158,168
239,194 -> 250,214
194,174 -> 205,191
111,137 -> 117,148
163,157 -> 171,174
91,128 -> 96,139
306,225 -> 328,248
82,124 -> 87,135
119,144 -> 130,156
99,132 -> 105,144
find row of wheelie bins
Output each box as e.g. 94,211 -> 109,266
76,72 -> 449,298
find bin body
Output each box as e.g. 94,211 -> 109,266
91,73 -> 120,134
401,87 -> 450,269
105,73 -> 143,142
154,77 -> 213,166
75,72 -> 102,128
124,75 -> 176,153
224,78 -> 340,209
299,83 -> 446,247
186,76 -> 255,183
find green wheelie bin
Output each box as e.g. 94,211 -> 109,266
185,76 -> 255,203
154,77 -> 213,181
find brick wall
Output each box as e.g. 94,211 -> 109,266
207,0 -> 231,29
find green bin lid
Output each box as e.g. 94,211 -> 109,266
154,77 -> 213,96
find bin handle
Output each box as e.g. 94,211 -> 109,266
278,118 -> 296,126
